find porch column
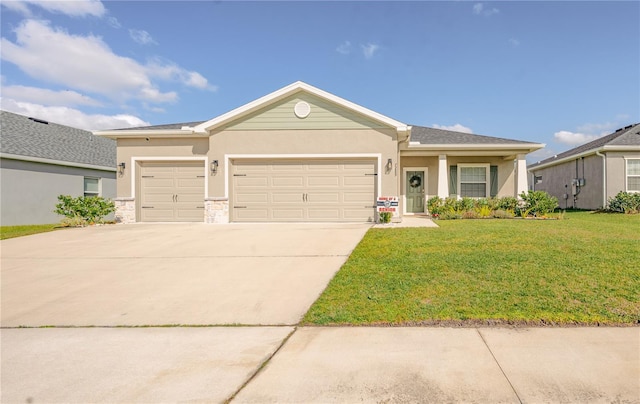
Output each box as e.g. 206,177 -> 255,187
437,154 -> 448,198
516,153 -> 528,197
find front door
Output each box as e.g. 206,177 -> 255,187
406,170 -> 425,213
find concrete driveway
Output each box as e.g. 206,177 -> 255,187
1,222 -> 370,326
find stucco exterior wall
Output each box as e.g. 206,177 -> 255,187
400,155 -> 517,199
0,158 -> 116,226
530,151 -> 640,210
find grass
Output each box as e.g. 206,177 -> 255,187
0,224 -> 61,240
303,212 -> 640,326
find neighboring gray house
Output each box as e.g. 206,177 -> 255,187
528,123 -> 640,210
1,111 -> 116,226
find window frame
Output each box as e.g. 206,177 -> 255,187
626,158 -> 640,193
457,163 -> 490,198
84,177 -> 101,197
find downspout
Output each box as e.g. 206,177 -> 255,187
595,150 -> 606,209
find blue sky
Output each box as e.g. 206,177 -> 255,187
1,1 -> 638,162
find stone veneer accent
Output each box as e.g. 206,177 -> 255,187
113,197 -> 136,224
205,197 -> 229,224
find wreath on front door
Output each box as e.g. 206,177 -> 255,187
409,174 -> 422,188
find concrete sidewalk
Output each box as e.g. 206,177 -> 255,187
234,327 -> 639,403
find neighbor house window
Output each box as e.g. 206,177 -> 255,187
535,175 -> 543,184
458,164 -> 490,198
84,177 -> 100,197
627,159 -> 640,192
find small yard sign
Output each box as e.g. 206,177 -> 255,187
376,196 -> 399,217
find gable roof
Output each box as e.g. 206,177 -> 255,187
192,81 -> 410,134
0,110 -> 116,170
528,123 -> 640,169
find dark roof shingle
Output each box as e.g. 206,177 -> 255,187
529,123 -> 640,168
409,125 -> 539,145
1,110 -> 116,168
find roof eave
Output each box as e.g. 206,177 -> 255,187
406,143 -> 544,152
528,144 -> 640,171
93,129 -> 201,139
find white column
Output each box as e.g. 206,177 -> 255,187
438,154 -> 448,198
516,154 -> 528,198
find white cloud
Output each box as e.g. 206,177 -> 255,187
1,0 -> 106,17
553,130 -> 600,146
473,3 -> 499,17
129,29 -> 157,45
107,16 -> 121,29
146,60 -> 217,91
576,121 -> 619,134
1,20 -> 215,103
336,41 -> 351,55
2,85 -> 102,107
361,43 -> 380,59
1,98 -> 149,130
433,123 -> 473,134
509,38 -> 520,47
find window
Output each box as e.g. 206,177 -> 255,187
84,177 -> 100,197
458,164 -> 489,198
627,159 -> 640,192
535,175 -> 543,184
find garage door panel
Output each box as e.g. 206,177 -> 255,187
235,177 -> 269,187
307,176 -> 340,187
236,193 -> 269,203
271,208 -> 305,220
272,176 -> 304,187
236,163 -> 269,173
234,208 -> 269,220
140,208 -> 175,221
272,192 -> 304,203
232,159 -> 376,222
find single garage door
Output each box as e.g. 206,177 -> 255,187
232,159 -> 377,222
139,161 -> 205,222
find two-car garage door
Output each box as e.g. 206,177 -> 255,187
232,159 -> 377,222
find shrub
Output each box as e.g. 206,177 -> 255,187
427,196 -> 443,216
492,209 -> 513,219
54,195 -> 115,226
518,190 -> 558,217
607,192 -> 640,214
378,211 -> 392,223
462,210 -> 478,219
496,196 -> 519,212
476,205 -> 492,218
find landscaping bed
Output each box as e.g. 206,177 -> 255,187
303,212 -> 640,326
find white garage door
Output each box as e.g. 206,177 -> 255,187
139,161 -> 205,222
232,159 -> 377,222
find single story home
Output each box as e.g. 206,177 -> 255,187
528,123 -> 640,210
1,110 -> 116,226
95,81 -> 543,223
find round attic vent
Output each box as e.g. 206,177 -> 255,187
294,101 -> 311,118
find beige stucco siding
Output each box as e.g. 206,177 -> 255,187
606,152 -> 640,196
219,93 -> 388,131
208,128 -> 399,198
116,138 -> 209,197
400,156 -> 517,199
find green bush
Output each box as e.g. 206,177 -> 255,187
518,190 -> 558,217
378,211 -> 392,223
54,195 -> 115,226
607,192 -> 640,214
427,196 -> 443,216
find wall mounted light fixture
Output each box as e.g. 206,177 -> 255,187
211,160 -> 219,174
386,158 -> 393,171
118,162 -> 126,175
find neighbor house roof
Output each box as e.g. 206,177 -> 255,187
528,123 -> 640,170
0,110 -> 116,170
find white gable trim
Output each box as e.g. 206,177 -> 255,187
192,81 -> 409,134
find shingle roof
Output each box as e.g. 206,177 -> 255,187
1,110 -> 116,168
528,123 -> 640,168
409,125 -> 539,145
115,121 -> 207,131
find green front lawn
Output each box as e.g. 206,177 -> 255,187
0,224 -> 61,240
303,212 -> 640,326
